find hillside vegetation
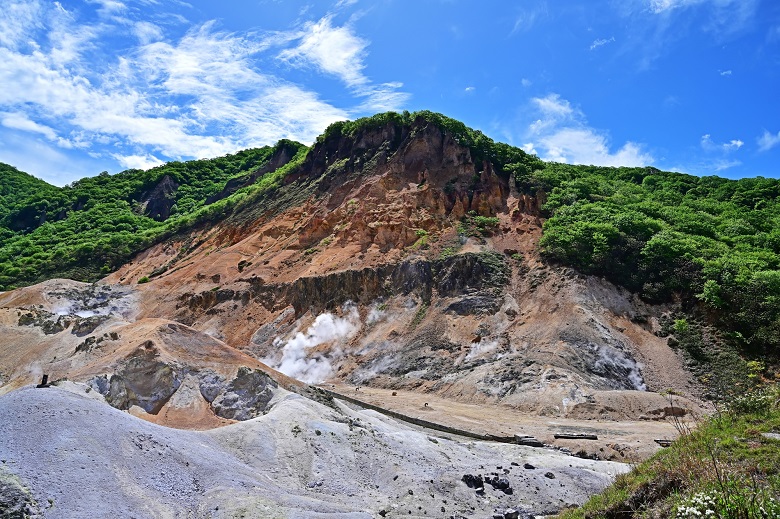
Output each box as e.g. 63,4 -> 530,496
0,140 -> 307,289
1,111 -> 779,369
557,385 -> 780,519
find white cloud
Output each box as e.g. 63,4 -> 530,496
0,0 -> 45,49
758,130 -> 780,152
132,21 -> 164,44
464,86 -> 475,93
701,134 -> 744,152
719,69 -> 732,76
87,0 -> 127,14
280,15 -> 368,88
278,15 -> 409,112
524,93 -> 653,167
532,93 -> 577,118
0,3 -> 409,181
520,78 -> 532,87
537,128 -> 653,167
1,112 -> 57,140
590,36 -> 615,50
646,0 -> 758,35
111,152 -> 163,170
648,0 -> 695,13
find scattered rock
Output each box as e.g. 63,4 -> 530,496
461,474 -> 484,489
205,367 -> 278,421
514,435 -> 544,447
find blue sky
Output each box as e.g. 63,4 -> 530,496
0,0 -> 778,186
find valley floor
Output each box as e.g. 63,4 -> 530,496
325,383 -> 689,462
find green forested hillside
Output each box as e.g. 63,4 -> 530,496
523,164 -> 780,355
1,111 -> 779,366
0,163 -> 61,223
0,140 -> 307,289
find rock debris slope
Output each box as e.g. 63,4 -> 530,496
103,114 -> 703,419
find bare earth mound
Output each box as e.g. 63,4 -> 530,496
1,384 -> 629,518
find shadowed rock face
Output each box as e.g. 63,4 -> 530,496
181,252 -> 509,317
201,367 -> 278,420
0,466 -> 42,519
139,175 -> 179,221
99,341 -> 182,413
90,354 -> 279,420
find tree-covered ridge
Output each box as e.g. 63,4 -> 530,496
317,110 -> 544,178
0,163 -> 60,223
0,140 -> 307,290
2,111 -> 780,360
530,163 -> 780,352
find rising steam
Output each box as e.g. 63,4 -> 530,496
270,305 -> 360,384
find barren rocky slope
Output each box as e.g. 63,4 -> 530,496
1,384 -> 633,518
0,114 -> 709,517
102,115 -> 704,418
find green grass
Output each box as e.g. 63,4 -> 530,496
557,385 -> 780,519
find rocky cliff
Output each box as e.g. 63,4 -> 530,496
92,114 -> 703,423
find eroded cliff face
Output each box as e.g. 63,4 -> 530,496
0,117 -> 704,436
0,119 -> 709,519
92,117 -> 704,422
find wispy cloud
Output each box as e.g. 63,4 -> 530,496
132,21 -> 164,44
510,3 -> 548,35
280,15 -> 368,88
758,130 -> 780,152
618,0 -> 759,70
701,134 -> 743,152
719,69 -> 732,76
1,112 -> 57,141
590,36 -> 615,50
0,1 -> 45,49
278,15 -> 409,112
711,159 -> 741,172
645,0 -> 758,35
0,1 -> 405,182
524,93 -> 653,167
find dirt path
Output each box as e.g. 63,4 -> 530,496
326,383 -> 688,461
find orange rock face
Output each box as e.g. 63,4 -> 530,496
1,118 -> 705,442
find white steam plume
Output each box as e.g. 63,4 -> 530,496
465,339 -> 500,361
270,305 -> 360,384
593,344 -> 646,391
